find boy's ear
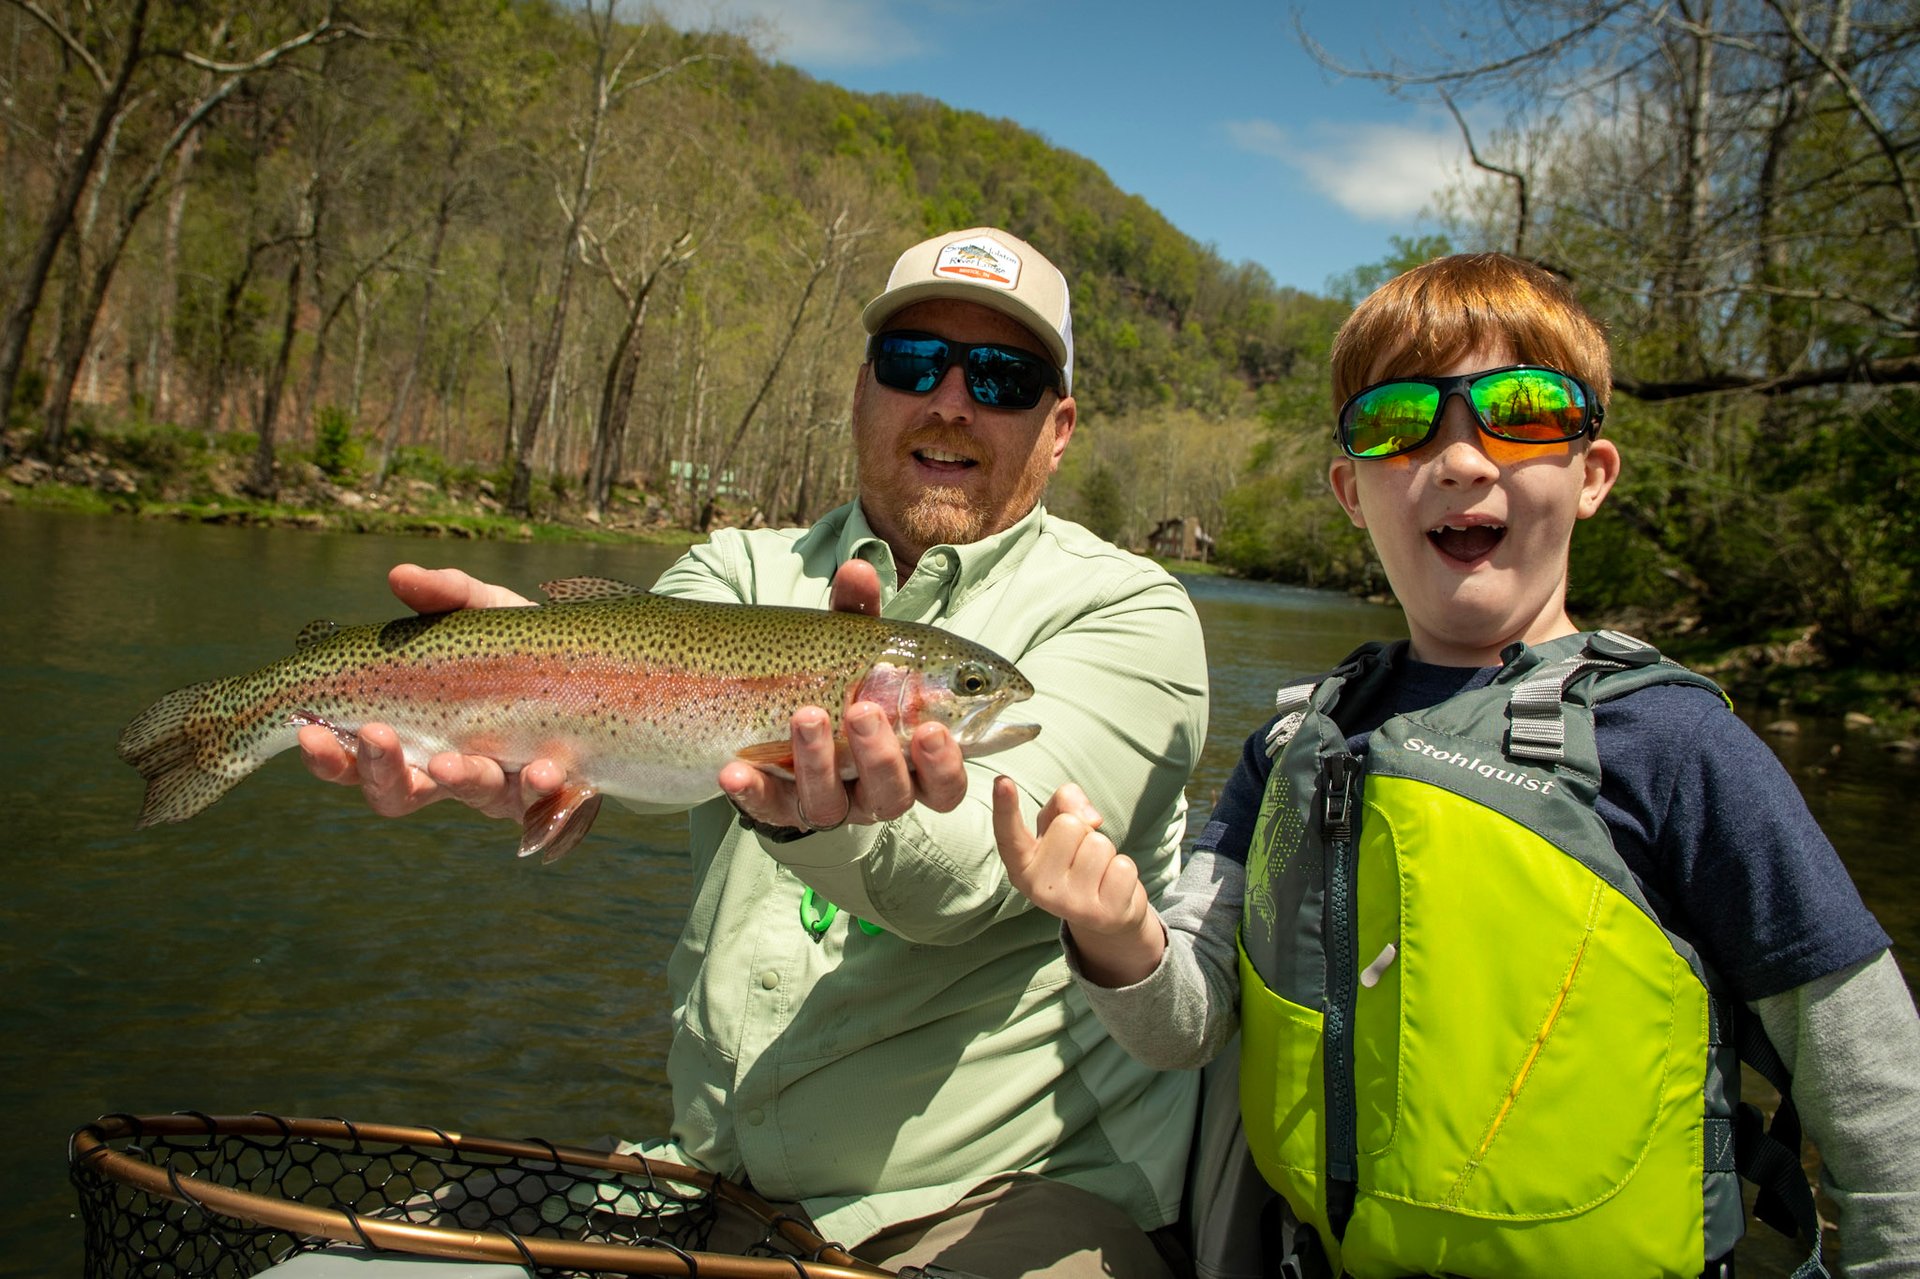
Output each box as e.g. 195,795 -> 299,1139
1329,457 -> 1367,528
1576,438 -> 1621,519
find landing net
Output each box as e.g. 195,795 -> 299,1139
70,1111 -> 892,1278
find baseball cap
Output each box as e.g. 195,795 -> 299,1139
861,227 -> 1074,394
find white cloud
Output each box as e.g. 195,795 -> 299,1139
1225,115 -> 1493,222
645,0 -> 925,67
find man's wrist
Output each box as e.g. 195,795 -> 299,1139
731,805 -> 813,843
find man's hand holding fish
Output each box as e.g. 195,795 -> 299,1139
297,563 -> 552,819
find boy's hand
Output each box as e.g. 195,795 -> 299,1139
991,777 -> 1166,988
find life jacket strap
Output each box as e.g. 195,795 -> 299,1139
1265,643 -> 1401,757
1505,630 -> 1668,763
1732,1009 -> 1832,1278
1266,683 -> 1314,756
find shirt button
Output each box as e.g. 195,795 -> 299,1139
759,970 -> 779,990
746,1109 -> 765,1126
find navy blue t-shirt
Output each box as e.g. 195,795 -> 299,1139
1196,655 -> 1889,1002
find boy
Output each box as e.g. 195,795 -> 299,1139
991,253 -> 1920,1276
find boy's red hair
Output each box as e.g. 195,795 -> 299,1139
1331,253 -> 1612,411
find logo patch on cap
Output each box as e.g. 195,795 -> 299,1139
933,237 -> 1021,290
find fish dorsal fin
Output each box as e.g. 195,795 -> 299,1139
293,620 -> 340,650
540,576 -> 648,604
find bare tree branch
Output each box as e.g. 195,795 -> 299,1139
1294,0 -> 1637,93
167,19 -> 366,76
5,0 -> 110,88
1762,0 -> 1920,286
1440,90 -> 1530,255
1616,353 -> 1920,399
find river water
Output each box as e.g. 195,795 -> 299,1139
3,506 -> 1913,1276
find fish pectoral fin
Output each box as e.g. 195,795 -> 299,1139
734,735 -> 857,782
519,784 -> 603,863
734,740 -> 797,779
538,577 -> 648,604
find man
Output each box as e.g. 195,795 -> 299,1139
300,227 -> 1210,1278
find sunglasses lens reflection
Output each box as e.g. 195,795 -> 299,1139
873,337 -> 948,394
965,347 -> 1052,408
1341,368 -> 1595,458
1344,382 -> 1441,458
871,334 -> 1055,410
1471,369 -> 1588,441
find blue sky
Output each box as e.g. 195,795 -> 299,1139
653,0 -> 1494,295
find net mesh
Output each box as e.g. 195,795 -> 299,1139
70,1112 -> 889,1278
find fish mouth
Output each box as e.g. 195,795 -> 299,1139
959,720 -> 1042,758
1428,519 -> 1505,565
948,685 -> 1038,756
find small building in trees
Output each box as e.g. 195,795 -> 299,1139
1147,516 -> 1213,563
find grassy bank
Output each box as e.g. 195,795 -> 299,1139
3,477 -> 692,545
0,419 -> 700,546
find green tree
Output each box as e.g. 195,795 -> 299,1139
1304,0 -> 1920,671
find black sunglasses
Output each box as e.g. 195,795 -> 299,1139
866,330 -> 1063,410
1337,365 -> 1605,460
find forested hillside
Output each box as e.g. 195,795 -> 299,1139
0,0 -> 1337,544
3,0 -> 1914,693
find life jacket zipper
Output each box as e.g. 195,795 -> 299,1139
1321,751 -> 1361,1242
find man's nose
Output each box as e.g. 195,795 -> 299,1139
924,362 -> 974,417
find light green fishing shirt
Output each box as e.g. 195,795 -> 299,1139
629,499 -> 1209,1247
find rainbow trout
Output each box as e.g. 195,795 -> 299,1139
119,577 -> 1039,861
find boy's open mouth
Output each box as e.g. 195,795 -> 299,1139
1429,522 -> 1505,563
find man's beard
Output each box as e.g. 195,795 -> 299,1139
896,483 -> 988,550
858,423 -> 1053,554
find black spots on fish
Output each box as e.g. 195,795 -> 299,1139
293,620 -> 339,651
373,611 -> 456,654
541,577 -> 647,604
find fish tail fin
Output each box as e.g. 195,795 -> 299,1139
117,678 -> 262,826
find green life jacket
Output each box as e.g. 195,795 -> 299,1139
1237,630 -> 1827,1279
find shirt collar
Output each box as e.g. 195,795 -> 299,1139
835,500 -> 1048,616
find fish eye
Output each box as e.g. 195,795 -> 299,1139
955,662 -> 993,696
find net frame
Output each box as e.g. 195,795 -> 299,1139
70,1111 -> 896,1278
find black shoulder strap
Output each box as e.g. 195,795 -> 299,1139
1733,1007 -> 1831,1277
1265,640 -> 1404,757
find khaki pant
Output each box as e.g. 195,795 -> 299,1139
705,1174 -> 1184,1279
